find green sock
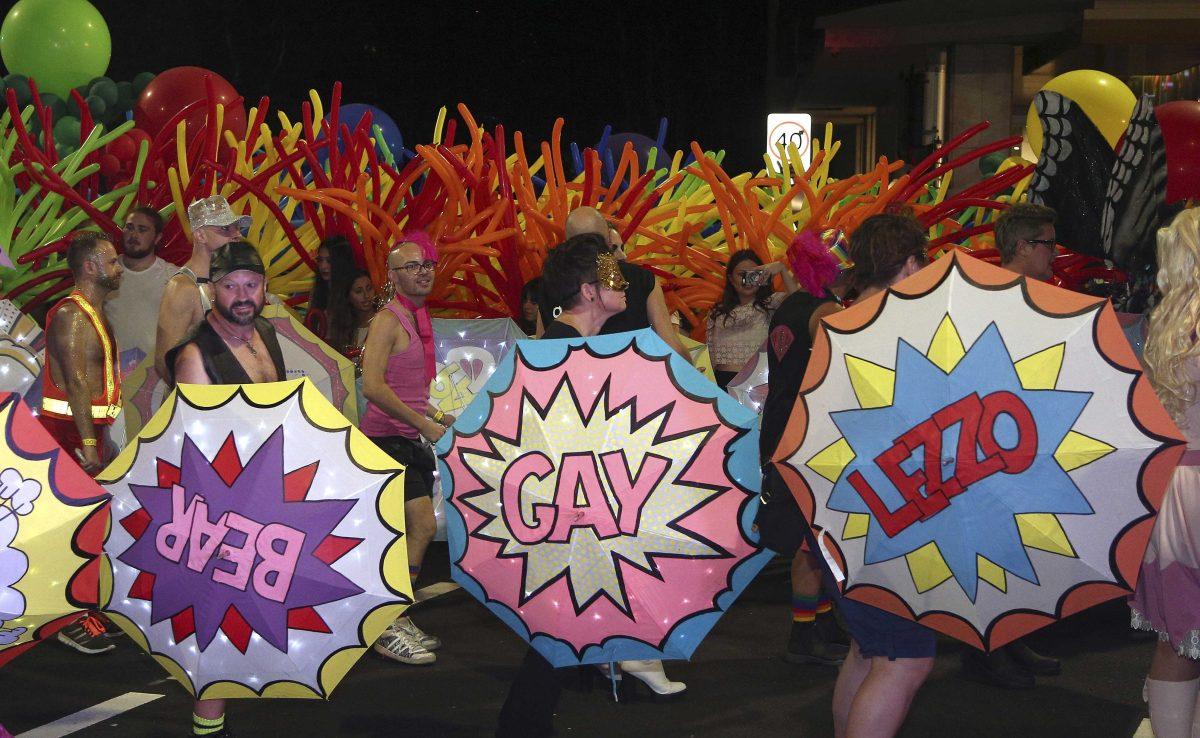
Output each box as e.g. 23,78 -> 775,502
193,713 -> 224,736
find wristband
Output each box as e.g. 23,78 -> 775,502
81,438 -> 98,447
433,409 -> 445,424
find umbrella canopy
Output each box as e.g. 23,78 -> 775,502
116,305 -> 357,448
727,341 -> 769,413
438,328 -> 771,666
429,318 -> 526,416
99,378 -> 410,699
0,393 -> 108,666
774,252 -> 1182,650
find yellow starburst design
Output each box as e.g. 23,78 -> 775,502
808,314 -> 1114,594
460,383 -> 721,612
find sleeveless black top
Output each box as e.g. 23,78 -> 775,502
165,317 -> 286,386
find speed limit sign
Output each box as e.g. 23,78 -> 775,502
767,113 -> 813,169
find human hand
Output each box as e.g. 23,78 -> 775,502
421,419 -> 447,443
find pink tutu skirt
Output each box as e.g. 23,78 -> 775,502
1130,462 -> 1200,659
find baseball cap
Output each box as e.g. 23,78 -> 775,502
210,241 -> 265,283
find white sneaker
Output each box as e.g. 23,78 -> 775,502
373,622 -> 435,665
394,616 -> 442,652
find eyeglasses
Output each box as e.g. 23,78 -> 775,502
1022,238 -> 1056,247
390,260 -> 438,275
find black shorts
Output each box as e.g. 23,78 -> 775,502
370,434 -> 435,501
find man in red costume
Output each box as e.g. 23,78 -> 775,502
41,231 -> 124,655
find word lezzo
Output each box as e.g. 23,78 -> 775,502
848,390 -> 1038,537
155,484 -> 305,601
500,450 -> 671,543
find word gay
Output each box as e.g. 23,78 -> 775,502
155,485 -> 305,601
499,450 -> 670,544
848,390 -> 1037,537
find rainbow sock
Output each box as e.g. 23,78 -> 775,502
792,594 -> 820,623
816,598 -> 832,616
409,564 -> 421,583
193,713 -> 224,736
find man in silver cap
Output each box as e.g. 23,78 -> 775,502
154,195 -> 252,382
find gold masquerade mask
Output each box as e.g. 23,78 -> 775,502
596,252 -> 628,291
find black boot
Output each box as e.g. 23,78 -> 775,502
815,608 -> 850,648
962,647 -> 1035,690
785,621 -> 848,666
1007,640 -> 1060,676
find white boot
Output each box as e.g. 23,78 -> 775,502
619,659 -> 686,698
1145,677 -> 1199,738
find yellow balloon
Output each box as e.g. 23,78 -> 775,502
1024,70 -> 1136,158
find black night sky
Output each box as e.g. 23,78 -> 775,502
88,1 -> 876,172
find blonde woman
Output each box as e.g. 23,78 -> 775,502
1132,207 -> 1200,738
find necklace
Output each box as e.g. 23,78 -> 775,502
215,322 -> 258,356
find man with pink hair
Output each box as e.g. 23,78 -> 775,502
360,231 -> 450,665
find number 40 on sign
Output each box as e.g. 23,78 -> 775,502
766,113 -> 812,170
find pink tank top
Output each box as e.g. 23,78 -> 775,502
360,302 -> 429,439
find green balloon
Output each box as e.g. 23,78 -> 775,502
55,141 -> 72,159
52,114 -> 80,144
132,71 -> 154,95
89,77 -> 117,107
39,90 -> 66,119
0,0 -> 112,98
4,73 -> 31,108
978,150 -> 1008,177
84,93 -> 105,118
114,80 -> 132,109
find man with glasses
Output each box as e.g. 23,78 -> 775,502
154,196 -> 251,382
360,232 -> 448,666
961,201 -> 1063,690
996,203 -> 1058,282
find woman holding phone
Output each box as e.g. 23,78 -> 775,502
706,250 -> 797,390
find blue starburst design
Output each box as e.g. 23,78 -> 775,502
827,323 -> 1094,601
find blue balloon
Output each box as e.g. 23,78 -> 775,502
324,103 -> 404,163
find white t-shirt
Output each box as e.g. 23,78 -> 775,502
104,257 -> 174,358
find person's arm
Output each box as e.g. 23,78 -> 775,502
47,305 -> 103,473
647,281 -> 692,363
172,343 -> 211,385
764,261 -> 799,295
155,275 -> 199,382
360,310 -> 447,442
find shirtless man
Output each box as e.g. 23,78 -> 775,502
154,195 -> 250,381
166,240 -> 284,738
41,232 -> 124,654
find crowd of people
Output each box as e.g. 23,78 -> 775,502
28,192 -> 1200,737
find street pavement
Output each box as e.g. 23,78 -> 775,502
0,544 -> 1155,737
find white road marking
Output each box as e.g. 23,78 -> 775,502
17,692 -> 163,738
415,581 -> 460,602
19,584 -> 460,735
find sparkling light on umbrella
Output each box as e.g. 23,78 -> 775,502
439,329 -> 771,666
726,340 -> 769,413
774,252 -> 1182,650
429,318 -> 526,416
99,379 -> 410,698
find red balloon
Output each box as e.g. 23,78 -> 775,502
133,66 -> 247,142
1157,100 -> 1200,205
99,153 -> 122,178
104,134 -> 135,163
